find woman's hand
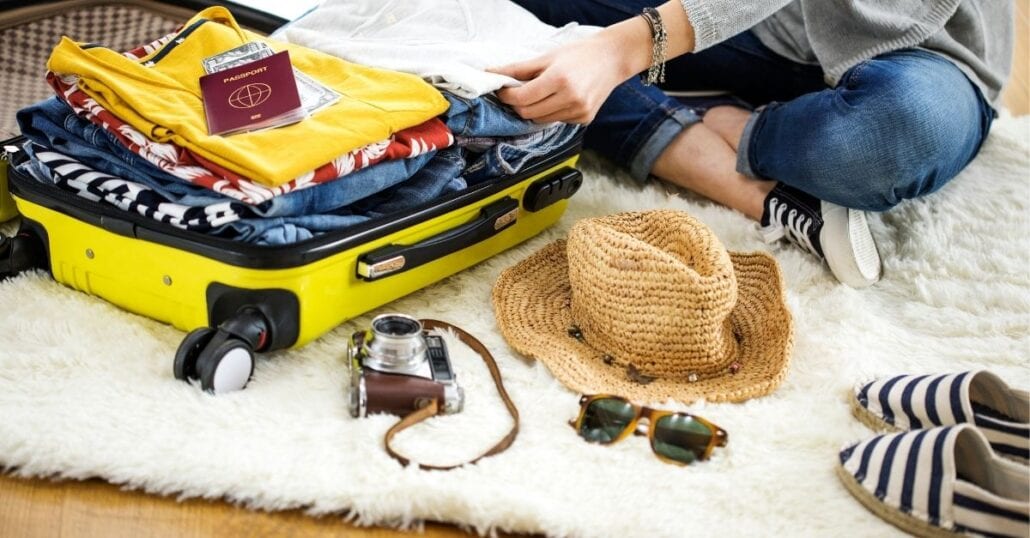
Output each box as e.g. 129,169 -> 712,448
489,35 -> 633,125
490,2 -> 697,125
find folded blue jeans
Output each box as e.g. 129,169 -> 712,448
16,93 -> 577,244
17,143 -> 464,245
462,123 -> 583,185
19,94 -> 576,215
226,147 -> 467,244
17,97 -> 437,218
443,92 -> 583,185
513,0 -> 994,211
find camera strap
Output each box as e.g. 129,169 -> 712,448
382,319 -> 519,471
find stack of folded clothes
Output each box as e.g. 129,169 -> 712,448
15,4 -> 586,245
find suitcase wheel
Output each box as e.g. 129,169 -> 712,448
172,308 -> 269,394
173,327 -> 216,381
196,338 -> 254,394
0,228 -> 47,280
174,327 -> 255,395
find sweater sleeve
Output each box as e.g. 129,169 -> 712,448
679,0 -> 794,51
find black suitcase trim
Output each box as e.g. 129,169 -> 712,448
6,135 -> 584,270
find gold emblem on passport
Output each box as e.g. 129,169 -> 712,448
228,83 -> 272,109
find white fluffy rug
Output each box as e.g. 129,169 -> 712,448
1,116 -> 1027,537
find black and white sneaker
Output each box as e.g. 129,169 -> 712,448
760,183 -> 882,288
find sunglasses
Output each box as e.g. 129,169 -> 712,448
570,394 -> 728,465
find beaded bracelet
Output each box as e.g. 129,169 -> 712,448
640,7 -> 668,86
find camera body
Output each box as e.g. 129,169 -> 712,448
348,314 -> 464,418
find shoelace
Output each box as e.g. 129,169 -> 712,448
762,197 -> 821,258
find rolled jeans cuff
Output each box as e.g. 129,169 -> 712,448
735,107 -> 765,179
628,106 -> 702,182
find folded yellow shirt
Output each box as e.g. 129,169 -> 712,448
47,6 -> 449,187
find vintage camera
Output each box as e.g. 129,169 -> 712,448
348,314 -> 464,418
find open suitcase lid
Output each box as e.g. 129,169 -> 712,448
0,0 -> 287,141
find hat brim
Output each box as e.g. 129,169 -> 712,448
492,240 -> 794,404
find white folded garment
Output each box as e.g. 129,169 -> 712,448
276,0 -> 599,98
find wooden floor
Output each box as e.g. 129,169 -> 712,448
1004,0 -> 1030,116
2,6 -> 1028,538
0,474 -> 475,538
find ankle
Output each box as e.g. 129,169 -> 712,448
750,181 -> 776,223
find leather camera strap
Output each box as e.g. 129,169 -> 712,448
382,319 -> 519,471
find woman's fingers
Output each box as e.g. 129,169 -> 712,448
490,55 -> 557,107
496,79 -> 554,109
498,71 -> 596,124
512,93 -> 569,121
491,34 -> 622,125
514,92 -> 595,124
487,56 -> 547,81
524,73 -> 599,124
533,109 -> 592,125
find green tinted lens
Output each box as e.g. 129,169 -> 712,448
579,398 -> 636,444
652,414 -> 714,464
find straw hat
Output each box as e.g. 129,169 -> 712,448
492,210 -> 793,404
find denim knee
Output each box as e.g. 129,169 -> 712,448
837,57 -> 991,211
745,50 -> 992,212
837,107 -> 950,212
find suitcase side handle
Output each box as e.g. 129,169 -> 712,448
356,197 -> 520,281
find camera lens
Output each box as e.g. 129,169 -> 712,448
364,314 -> 427,372
372,315 -> 422,337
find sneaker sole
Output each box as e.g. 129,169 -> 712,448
822,205 -> 882,288
835,464 -> 960,537
849,389 -> 903,433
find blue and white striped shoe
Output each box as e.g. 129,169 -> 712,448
837,425 -> 1029,537
852,371 -> 1030,461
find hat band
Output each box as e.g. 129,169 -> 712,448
566,325 -> 744,386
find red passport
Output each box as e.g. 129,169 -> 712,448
200,50 -> 305,136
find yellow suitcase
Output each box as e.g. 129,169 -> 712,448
2,140 -> 583,392
0,0 -> 584,392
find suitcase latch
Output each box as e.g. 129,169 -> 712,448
523,168 -> 583,212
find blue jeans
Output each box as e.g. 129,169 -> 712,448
218,152 -> 467,244
17,97 -> 439,218
17,94 -> 578,244
462,124 -> 583,185
16,141 -> 462,245
513,0 -> 994,211
444,93 -> 583,185
16,98 -> 214,201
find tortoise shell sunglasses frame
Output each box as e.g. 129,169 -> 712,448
570,394 -> 729,466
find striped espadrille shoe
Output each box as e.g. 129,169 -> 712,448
837,425 -> 1029,537
852,371 -> 1029,461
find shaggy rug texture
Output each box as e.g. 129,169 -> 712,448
0,116 -> 1027,537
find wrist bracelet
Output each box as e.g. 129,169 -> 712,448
640,7 -> 667,86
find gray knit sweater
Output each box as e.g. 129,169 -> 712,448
679,0 -> 1014,102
